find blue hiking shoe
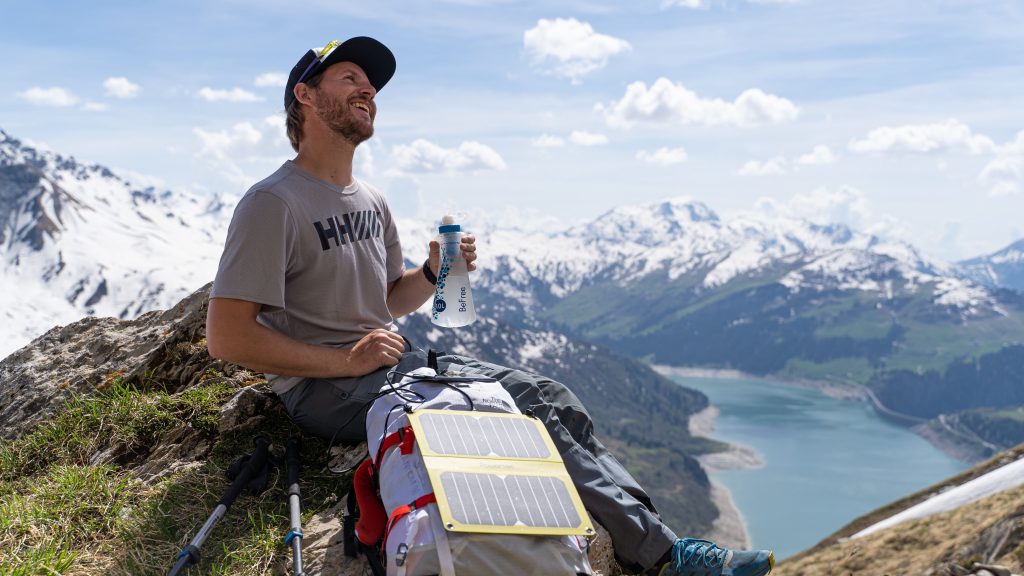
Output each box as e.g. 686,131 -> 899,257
656,538 -> 775,576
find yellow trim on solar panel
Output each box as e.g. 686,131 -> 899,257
409,409 -> 594,537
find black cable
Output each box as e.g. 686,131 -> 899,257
323,369 -> 497,473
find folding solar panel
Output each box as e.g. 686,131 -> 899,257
408,409 -> 593,536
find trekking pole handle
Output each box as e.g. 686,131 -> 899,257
218,435 -> 272,509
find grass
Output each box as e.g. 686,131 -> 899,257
777,482 -> 1024,575
0,376 -> 346,575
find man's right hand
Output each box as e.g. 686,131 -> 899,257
207,297 -> 407,378
345,329 -> 406,375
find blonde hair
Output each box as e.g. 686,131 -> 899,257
285,74 -> 325,152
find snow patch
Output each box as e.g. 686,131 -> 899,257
852,456 -> 1024,539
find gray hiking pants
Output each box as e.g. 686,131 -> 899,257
279,351 -> 677,573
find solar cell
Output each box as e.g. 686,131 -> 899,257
409,409 -> 593,536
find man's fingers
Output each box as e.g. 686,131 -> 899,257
461,235 -> 477,271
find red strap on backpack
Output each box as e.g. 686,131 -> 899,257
373,426 -> 415,471
383,493 -> 437,546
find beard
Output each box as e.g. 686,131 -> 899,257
313,91 -> 374,145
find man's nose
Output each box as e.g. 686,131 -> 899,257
360,81 -> 376,99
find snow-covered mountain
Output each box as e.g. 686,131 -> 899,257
2,129 -> 1016,383
959,239 -> 1024,293
0,130 -> 230,355
401,197 -> 1003,328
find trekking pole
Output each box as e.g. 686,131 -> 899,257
168,435 -> 272,576
284,437 -> 306,576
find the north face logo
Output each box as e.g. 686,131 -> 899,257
313,210 -> 383,251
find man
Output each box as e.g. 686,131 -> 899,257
207,36 -> 774,576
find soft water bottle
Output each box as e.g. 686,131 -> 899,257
431,215 -> 477,327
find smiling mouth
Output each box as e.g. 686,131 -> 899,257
352,102 -> 371,118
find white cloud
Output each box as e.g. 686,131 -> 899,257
194,122 -> 263,157
356,143 -> 375,178
523,18 -> 631,84
789,186 -> 870,228
391,139 -> 507,174
797,145 -> 837,166
192,116 -> 291,187
197,87 -> 265,103
849,119 -> 995,155
662,0 -> 704,7
82,102 -> 109,112
757,184 -> 876,229
598,78 -> 798,129
980,130 -> 1024,197
739,156 -> 788,176
18,86 -> 78,107
532,134 -> 566,148
664,0 -> 800,7
758,187 -> 911,243
636,147 -> 689,166
255,72 -> 288,87
569,130 -> 608,146
103,76 -> 140,99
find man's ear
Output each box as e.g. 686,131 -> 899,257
294,83 -> 315,106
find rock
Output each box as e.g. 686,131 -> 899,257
0,283 -> 216,439
218,385 -> 282,433
329,442 -> 368,473
587,520 -> 620,576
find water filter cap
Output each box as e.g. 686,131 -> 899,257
438,214 -> 461,233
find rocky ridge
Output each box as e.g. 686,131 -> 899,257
0,283 -> 638,574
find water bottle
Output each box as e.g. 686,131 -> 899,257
431,215 -> 477,327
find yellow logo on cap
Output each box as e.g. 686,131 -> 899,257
317,40 -> 340,60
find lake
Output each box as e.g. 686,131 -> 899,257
672,374 -> 968,560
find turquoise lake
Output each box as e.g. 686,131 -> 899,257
672,375 -> 967,560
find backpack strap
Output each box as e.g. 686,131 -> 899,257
383,492 -> 437,546
373,426 -> 416,473
427,500 -> 457,576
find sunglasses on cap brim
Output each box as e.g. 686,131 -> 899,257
295,40 -> 341,85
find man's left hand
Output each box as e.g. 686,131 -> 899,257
428,234 -> 478,275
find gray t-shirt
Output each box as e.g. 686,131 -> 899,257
211,161 -> 405,394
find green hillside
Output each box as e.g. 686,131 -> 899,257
537,270 -> 1024,445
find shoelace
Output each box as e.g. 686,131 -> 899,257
673,538 -> 727,569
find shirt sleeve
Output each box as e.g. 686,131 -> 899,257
211,191 -> 293,310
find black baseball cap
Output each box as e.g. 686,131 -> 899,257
284,36 -> 396,109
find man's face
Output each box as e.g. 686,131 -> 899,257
309,61 -> 377,145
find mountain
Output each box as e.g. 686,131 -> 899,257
960,238 -> 1024,293
0,129 -> 229,356
779,443 -> 1024,575
400,200 -> 1024,454
4,128 -> 1022,457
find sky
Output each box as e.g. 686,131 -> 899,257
3,0 -> 1023,261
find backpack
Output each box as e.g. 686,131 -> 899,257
344,366 -> 595,576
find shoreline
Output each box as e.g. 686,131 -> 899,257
654,365 -> 869,403
657,364 -> 979,463
686,404 -> 761,548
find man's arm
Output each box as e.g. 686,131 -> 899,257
386,235 -> 477,318
206,297 -> 405,377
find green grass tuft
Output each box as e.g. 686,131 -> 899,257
0,375 -> 347,575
